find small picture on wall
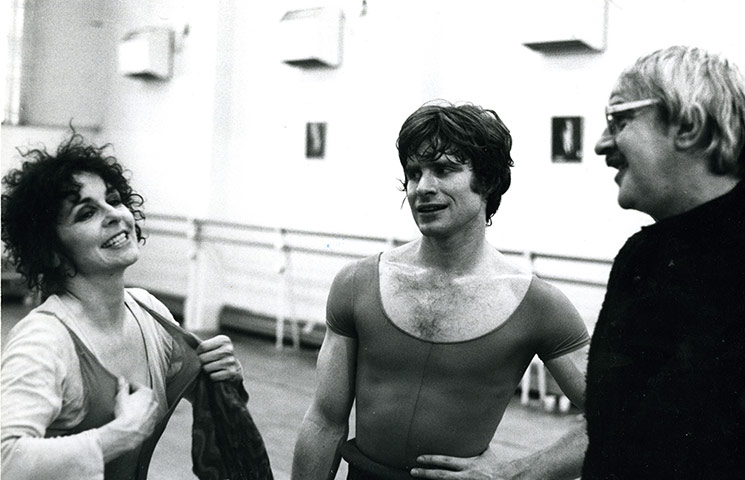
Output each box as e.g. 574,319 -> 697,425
551,116 -> 583,162
306,122 -> 326,159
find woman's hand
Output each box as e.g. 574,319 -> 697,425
98,378 -> 160,462
196,335 -> 243,382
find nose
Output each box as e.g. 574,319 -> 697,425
594,128 -> 616,156
103,203 -> 126,225
416,170 -> 438,195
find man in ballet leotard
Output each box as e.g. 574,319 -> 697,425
292,102 -> 591,479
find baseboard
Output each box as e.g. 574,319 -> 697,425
220,305 -> 326,347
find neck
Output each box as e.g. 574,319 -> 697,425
62,272 -> 127,327
417,226 -> 488,274
655,172 -> 740,221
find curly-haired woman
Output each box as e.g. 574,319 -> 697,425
1,132 -> 244,480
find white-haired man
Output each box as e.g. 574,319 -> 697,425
584,45 -> 745,478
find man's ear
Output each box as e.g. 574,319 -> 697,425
674,104 -> 708,151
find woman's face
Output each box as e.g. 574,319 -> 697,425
56,172 -> 139,278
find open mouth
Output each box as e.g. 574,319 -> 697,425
417,204 -> 447,214
101,232 -> 129,248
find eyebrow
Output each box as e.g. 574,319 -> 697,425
60,186 -> 118,216
58,195 -> 89,219
410,155 -> 464,166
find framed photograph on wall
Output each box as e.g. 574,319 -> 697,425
306,122 -> 326,159
551,116 -> 583,162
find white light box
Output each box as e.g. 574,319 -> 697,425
521,0 -> 607,52
278,7 -> 344,68
118,27 -> 174,80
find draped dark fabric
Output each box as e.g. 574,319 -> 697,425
191,376 -> 273,480
133,298 -> 273,480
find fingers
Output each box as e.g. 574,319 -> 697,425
413,451 -> 500,479
112,378 -> 159,441
101,380 -> 160,462
196,334 -> 231,354
410,467 -> 456,479
201,359 -> 242,381
411,455 -> 467,479
417,455 -> 466,469
196,335 -> 235,364
117,377 -> 130,397
197,335 -> 243,382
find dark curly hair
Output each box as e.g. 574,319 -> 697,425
1,131 -> 145,297
396,101 -> 514,225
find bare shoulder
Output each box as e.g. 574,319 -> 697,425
485,247 -> 531,277
380,240 -> 419,265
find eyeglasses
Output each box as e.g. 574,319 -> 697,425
605,98 -> 661,135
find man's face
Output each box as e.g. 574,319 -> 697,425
404,154 -> 487,238
595,92 -> 682,220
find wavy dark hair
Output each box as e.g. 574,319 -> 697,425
396,101 -> 514,225
1,131 -> 145,297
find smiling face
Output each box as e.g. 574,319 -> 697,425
55,172 -> 139,279
405,154 -> 487,239
595,93 -> 685,220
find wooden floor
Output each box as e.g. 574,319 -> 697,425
1,299 -> 583,480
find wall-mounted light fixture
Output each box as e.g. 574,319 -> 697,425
118,27 -> 175,81
521,0 -> 607,53
278,7 -> 345,68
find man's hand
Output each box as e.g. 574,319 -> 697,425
197,335 -> 243,382
411,447 -> 521,479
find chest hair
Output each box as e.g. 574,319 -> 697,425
383,269 -> 521,341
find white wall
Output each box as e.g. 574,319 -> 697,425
1,125 -> 99,172
4,0 -> 745,260
96,0 -> 221,218
16,0 -> 115,128
208,0 -> 745,258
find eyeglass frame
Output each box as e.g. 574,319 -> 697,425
605,98 -> 661,135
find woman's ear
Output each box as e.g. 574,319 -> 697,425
674,104 -> 708,151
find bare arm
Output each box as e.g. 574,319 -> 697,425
491,424 -> 588,480
412,346 -> 589,480
490,285 -> 591,479
500,345 -> 589,479
292,329 -> 357,480
544,344 -> 588,411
